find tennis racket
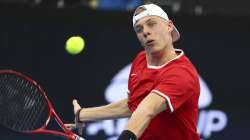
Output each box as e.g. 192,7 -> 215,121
0,70 -> 85,140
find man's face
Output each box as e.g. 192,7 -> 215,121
134,16 -> 173,54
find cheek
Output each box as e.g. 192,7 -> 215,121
159,29 -> 170,41
137,34 -> 144,43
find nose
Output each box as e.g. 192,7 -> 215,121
142,27 -> 151,38
143,32 -> 150,38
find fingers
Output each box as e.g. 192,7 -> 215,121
65,123 -> 85,136
65,123 -> 85,130
65,123 -> 76,130
76,122 -> 85,128
73,99 -> 82,114
71,99 -> 85,135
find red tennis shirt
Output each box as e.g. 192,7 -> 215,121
127,49 -> 200,140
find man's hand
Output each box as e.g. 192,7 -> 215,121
65,99 -> 85,136
72,99 -> 81,115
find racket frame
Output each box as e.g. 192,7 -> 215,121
0,70 -> 79,140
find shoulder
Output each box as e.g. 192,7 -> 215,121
161,54 -> 199,82
168,49 -> 198,74
158,62 -> 199,94
133,51 -> 145,61
131,51 -> 146,67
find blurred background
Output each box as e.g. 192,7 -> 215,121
0,0 -> 250,140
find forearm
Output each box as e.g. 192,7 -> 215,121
79,98 -> 132,122
124,93 -> 167,138
125,108 -> 153,138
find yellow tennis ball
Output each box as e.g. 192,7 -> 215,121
65,36 -> 85,55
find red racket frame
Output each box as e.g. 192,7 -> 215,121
0,70 -> 79,140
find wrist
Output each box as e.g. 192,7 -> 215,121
118,130 -> 137,140
76,108 -> 84,123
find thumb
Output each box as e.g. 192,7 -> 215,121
72,99 -> 82,114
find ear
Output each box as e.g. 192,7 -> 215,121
167,20 -> 175,33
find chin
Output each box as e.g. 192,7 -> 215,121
147,49 -> 162,55
145,44 -> 162,53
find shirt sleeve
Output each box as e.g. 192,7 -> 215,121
152,67 -> 196,113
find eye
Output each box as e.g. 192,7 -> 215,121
135,26 -> 143,33
147,21 -> 156,27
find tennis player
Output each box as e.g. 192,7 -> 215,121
66,3 -> 200,140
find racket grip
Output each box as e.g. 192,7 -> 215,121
75,135 -> 85,140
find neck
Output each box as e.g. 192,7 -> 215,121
146,46 -> 177,66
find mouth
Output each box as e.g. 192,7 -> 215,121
146,40 -> 155,46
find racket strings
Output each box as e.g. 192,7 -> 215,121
0,73 -> 49,132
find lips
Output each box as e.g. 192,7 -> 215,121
146,40 -> 154,46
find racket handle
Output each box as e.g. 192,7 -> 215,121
75,135 -> 85,140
